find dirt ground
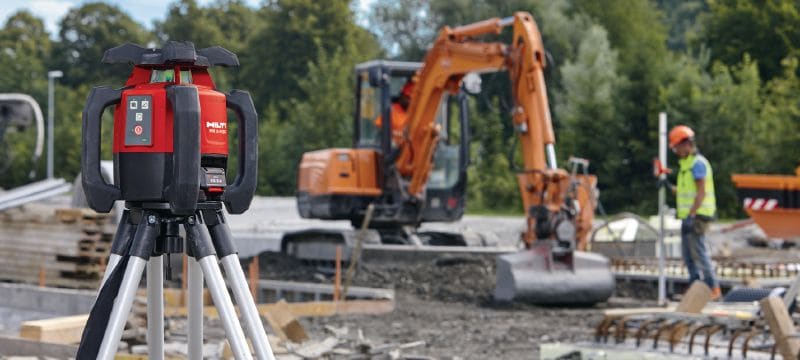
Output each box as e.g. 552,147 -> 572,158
254,253 -> 652,359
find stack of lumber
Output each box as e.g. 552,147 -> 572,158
0,203 -> 113,288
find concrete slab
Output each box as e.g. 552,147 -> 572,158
0,283 -> 94,335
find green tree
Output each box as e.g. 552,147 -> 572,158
53,2 -> 151,88
573,0 -> 672,214
258,49 -> 356,194
0,11 -> 50,97
759,57 -> 800,172
155,0 -> 258,89
656,0 -> 707,51
368,0 -> 439,60
700,0 -> 800,81
155,0 -> 226,48
465,97 -> 521,212
0,11 -> 52,186
555,25 -> 626,208
241,0 -> 380,109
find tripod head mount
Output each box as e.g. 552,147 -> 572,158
81,41 -> 258,215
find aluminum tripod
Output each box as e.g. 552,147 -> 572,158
78,203 -> 275,360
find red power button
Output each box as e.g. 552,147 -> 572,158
133,125 -> 143,135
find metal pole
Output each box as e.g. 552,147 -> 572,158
220,254 -> 276,360
658,112 -> 668,306
46,71 -> 62,179
187,256 -> 204,359
97,257 -> 147,360
146,255 -> 164,360
199,256 -> 253,360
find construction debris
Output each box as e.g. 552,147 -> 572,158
265,299 -> 310,343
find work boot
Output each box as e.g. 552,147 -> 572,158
711,286 -> 722,301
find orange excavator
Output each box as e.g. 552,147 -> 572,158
283,13 -> 614,304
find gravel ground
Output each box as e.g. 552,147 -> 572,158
253,252 -> 651,359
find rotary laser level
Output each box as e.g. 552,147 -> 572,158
77,41 -> 274,360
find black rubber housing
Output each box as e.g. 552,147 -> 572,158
223,90 -> 258,214
102,41 -> 239,68
166,86 -> 201,215
185,219 -> 216,259
81,86 -> 122,213
206,209 -> 237,257
129,212 -> 159,259
115,152 -> 171,201
109,210 -> 133,255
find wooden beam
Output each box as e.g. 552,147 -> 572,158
601,307 -> 674,317
19,314 -> 89,344
761,295 -> 800,359
163,299 -> 394,318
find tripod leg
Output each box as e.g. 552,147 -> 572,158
207,209 -> 275,360
147,254 -> 164,360
100,209 -> 134,288
186,216 -> 253,360
97,211 -> 159,360
187,255 -> 204,359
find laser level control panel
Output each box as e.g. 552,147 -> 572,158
125,95 -> 152,146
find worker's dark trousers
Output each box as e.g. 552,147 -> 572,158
681,217 -> 718,289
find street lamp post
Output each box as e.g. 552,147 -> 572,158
47,70 -> 63,179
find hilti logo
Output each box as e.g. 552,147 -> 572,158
206,121 -> 227,129
744,197 -> 778,211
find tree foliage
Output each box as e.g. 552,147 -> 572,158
53,2 -> 151,87
2,0 -> 800,219
701,0 -> 800,81
241,0 -> 379,109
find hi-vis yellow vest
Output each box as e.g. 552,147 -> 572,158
677,154 -> 716,219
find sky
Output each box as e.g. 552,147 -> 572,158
0,0 -> 373,37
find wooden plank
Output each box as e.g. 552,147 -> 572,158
163,299 -> 395,318
602,307 -> 675,317
136,288 -> 210,308
19,314 -> 89,344
761,295 -> 800,359
259,299 -> 395,317
55,207 -> 107,223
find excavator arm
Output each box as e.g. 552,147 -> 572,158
397,12 -> 597,249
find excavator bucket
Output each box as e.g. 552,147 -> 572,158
494,244 -> 614,305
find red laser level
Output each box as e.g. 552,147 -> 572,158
81,41 -> 257,215
77,42 -> 273,359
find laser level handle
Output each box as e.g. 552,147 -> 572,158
81,86 -> 122,213
223,90 -> 258,214
166,86 -> 202,215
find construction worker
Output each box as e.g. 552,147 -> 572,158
375,79 -> 413,145
668,125 -> 722,299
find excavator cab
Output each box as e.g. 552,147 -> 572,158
354,61 -> 469,225
295,61 -> 469,240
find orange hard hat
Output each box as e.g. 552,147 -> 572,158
668,125 -> 694,148
401,81 -> 414,97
